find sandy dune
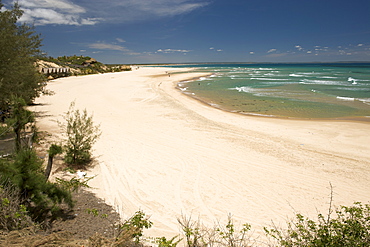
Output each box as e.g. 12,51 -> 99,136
32,67 -> 370,242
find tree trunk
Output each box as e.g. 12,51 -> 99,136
15,127 -> 21,152
45,154 -> 53,180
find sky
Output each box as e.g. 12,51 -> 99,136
3,0 -> 370,64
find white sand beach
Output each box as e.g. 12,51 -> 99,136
32,67 -> 370,242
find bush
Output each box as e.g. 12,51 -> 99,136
0,149 -> 73,224
118,210 -> 153,243
62,102 -> 101,166
178,214 -> 253,247
264,202 -> 370,247
0,182 -> 33,230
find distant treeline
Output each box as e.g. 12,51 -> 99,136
37,55 -> 131,78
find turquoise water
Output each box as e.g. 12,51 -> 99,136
172,63 -> 370,120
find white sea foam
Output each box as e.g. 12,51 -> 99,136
359,98 -> 370,105
321,76 -> 338,79
348,77 -> 358,84
335,87 -> 369,91
231,86 -> 253,93
337,96 -> 355,101
251,78 -> 287,81
289,74 -> 304,77
300,79 -> 342,85
348,77 -> 355,82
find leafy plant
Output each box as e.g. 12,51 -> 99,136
157,235 -> 182,247
55,175 -> 95,193
0,149 -> 73,224
0,183 -> 33,230
117,210 -> 153,243
178,215 -> 205,247
5,97 -> 35,152
86,208 -> 108,218
62,101 -> 101,166
178,214 -> 254,247
264,202 -> 370,247
215,214 -> 252,247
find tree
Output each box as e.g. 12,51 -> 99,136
0,1 -> 44,114
63,102 -> 101,166
0,149 -> 73,223
45,144 -> 63,180
6,97 -> 35,152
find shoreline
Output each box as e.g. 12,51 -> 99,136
31,67 -> 370,241
170,64 -> 370,122
173,72 -> 370,123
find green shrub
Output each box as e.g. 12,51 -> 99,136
62,102 -> 101,166
0,149 -> 73,224
157,236 -> 182,247
264,202 -> 370,247
117,210 -> 153,243
178,214 -> 253,247
0,183 -> 33,230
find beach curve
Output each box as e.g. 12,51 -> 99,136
31,67 -> 370,241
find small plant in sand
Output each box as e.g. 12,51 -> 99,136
264,202 -> 370,247
62,101 -> 101,166
0,183 -> 33,231
156,235 -> 182,247
178,214 -> 254,247
55,176 -> 95,193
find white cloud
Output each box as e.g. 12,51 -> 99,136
88,43 -> 128,51
116,38 -> 126,43
249,51 -> 254,54
16,0 -> 100,25
216,49 -> 223,52
295,45 -> 304,51
267,49 -> 277,53
18,0 -> 85,13
157,48 -> 191,53
14,0 -> 209,25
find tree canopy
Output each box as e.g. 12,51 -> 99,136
0,1 -> 44,112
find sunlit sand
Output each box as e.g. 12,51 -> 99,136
32,67 -> 370,242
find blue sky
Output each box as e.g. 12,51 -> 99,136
4,0 -> 370,64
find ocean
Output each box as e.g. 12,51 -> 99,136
170,63 -> 370,120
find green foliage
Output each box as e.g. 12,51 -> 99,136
39,55 -> 131,75
62,102 -> 101,166
48,144 -> 63,157
178,214 -> 253,247
178,215 -> 210,247
55,175 -> 95,192
157,236 -> 182,247
215,215 -> 252,247
118,210 -> 153,243
0,183 -> 33,230
264,202 -> 370,247
0,149 -> 73,223
86,208 -> 108,218
0,1 -> 44,111
5,97 -> 35,152
62,167 -> 77,174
